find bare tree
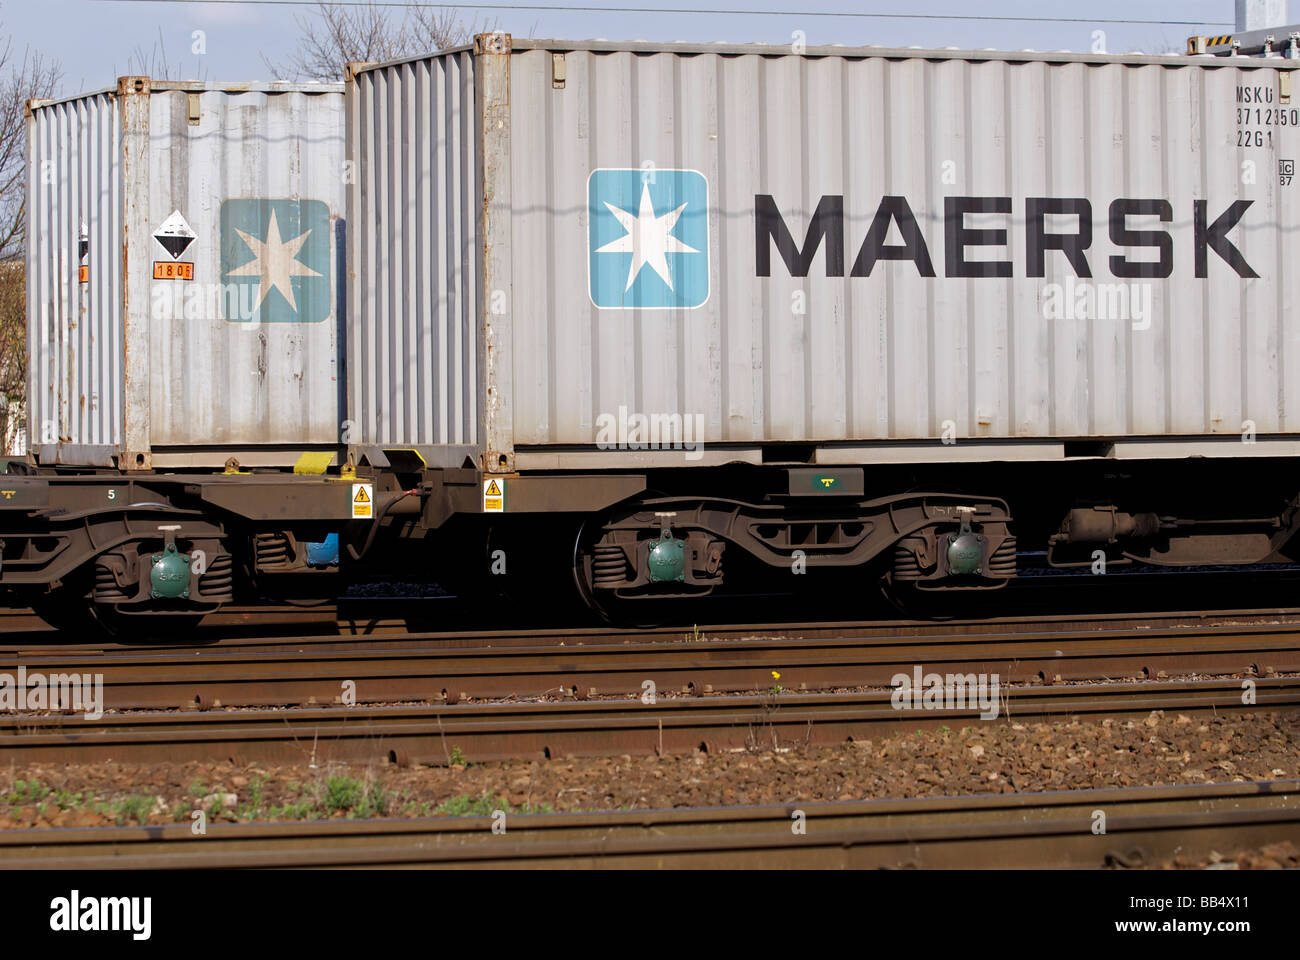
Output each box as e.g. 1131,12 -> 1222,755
0,259 -> 24,453
120,26 -> 206,82
0,34 -> 60,454
0,43 -> 59,262
268,2 -> 485,81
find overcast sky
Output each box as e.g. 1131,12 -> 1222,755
1,0 -> 1253,97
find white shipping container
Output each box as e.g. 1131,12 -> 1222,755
27,78 -> 345,468
345,37 -> 1300,471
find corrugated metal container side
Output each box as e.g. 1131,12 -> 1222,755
350,39 -> 1300,468
346,52 -> 479,468
26,90 -> 122,458
28,79 -> 346,469
146,84 -> 345,455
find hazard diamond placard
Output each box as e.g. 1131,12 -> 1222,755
351,482 -> 373,519
154,210 -> 196,260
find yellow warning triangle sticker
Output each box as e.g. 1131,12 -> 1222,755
485,480 -> 502,496
353,487 -> 371,503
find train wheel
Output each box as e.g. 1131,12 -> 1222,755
572,516 -> 682,628
878,574 -> 960,622
89,606 -> 211,643
464,516 -> 591,625
31,587 -> 102,638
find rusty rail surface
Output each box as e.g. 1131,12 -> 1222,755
7,602 -> 1300,652
1,621 -> 1300,711
0,779 -> 1295,869
0,676 -> 1293,765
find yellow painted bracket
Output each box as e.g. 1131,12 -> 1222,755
294,451 -> 336,475
382,448 -> 428,472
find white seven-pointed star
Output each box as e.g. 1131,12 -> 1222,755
595,183 -> 699,291
225,209 -> 321,312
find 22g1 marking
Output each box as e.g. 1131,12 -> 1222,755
1237,106 -> 1299,147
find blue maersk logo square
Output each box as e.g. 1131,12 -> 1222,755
220,198 -> 331,323
588,168 -> 709,309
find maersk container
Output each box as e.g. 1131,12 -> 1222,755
348,36 -> 1300,473
27,78 -> 345,469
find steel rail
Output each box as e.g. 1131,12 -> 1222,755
1,622 -> 1300,711
8,604 -> 1300,653
0,676 -> 1293,765
0,779 -> 1295,869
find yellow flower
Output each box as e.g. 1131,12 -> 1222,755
771,671 -> 781,680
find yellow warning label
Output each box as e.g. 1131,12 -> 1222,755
351,482 -> 373,519
483,477 -> 504,513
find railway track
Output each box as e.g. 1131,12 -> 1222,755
6,599 -> 1300,650
0,676 -> 1293,765
1,779 -> 1294,868
2,621 -> 1300,711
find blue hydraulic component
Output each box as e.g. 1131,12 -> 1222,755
305,533 -> 340,567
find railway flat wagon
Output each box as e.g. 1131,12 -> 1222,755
344,35 -> 1300,615
11,34 -> 1300,631
10,78 -> 352,632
